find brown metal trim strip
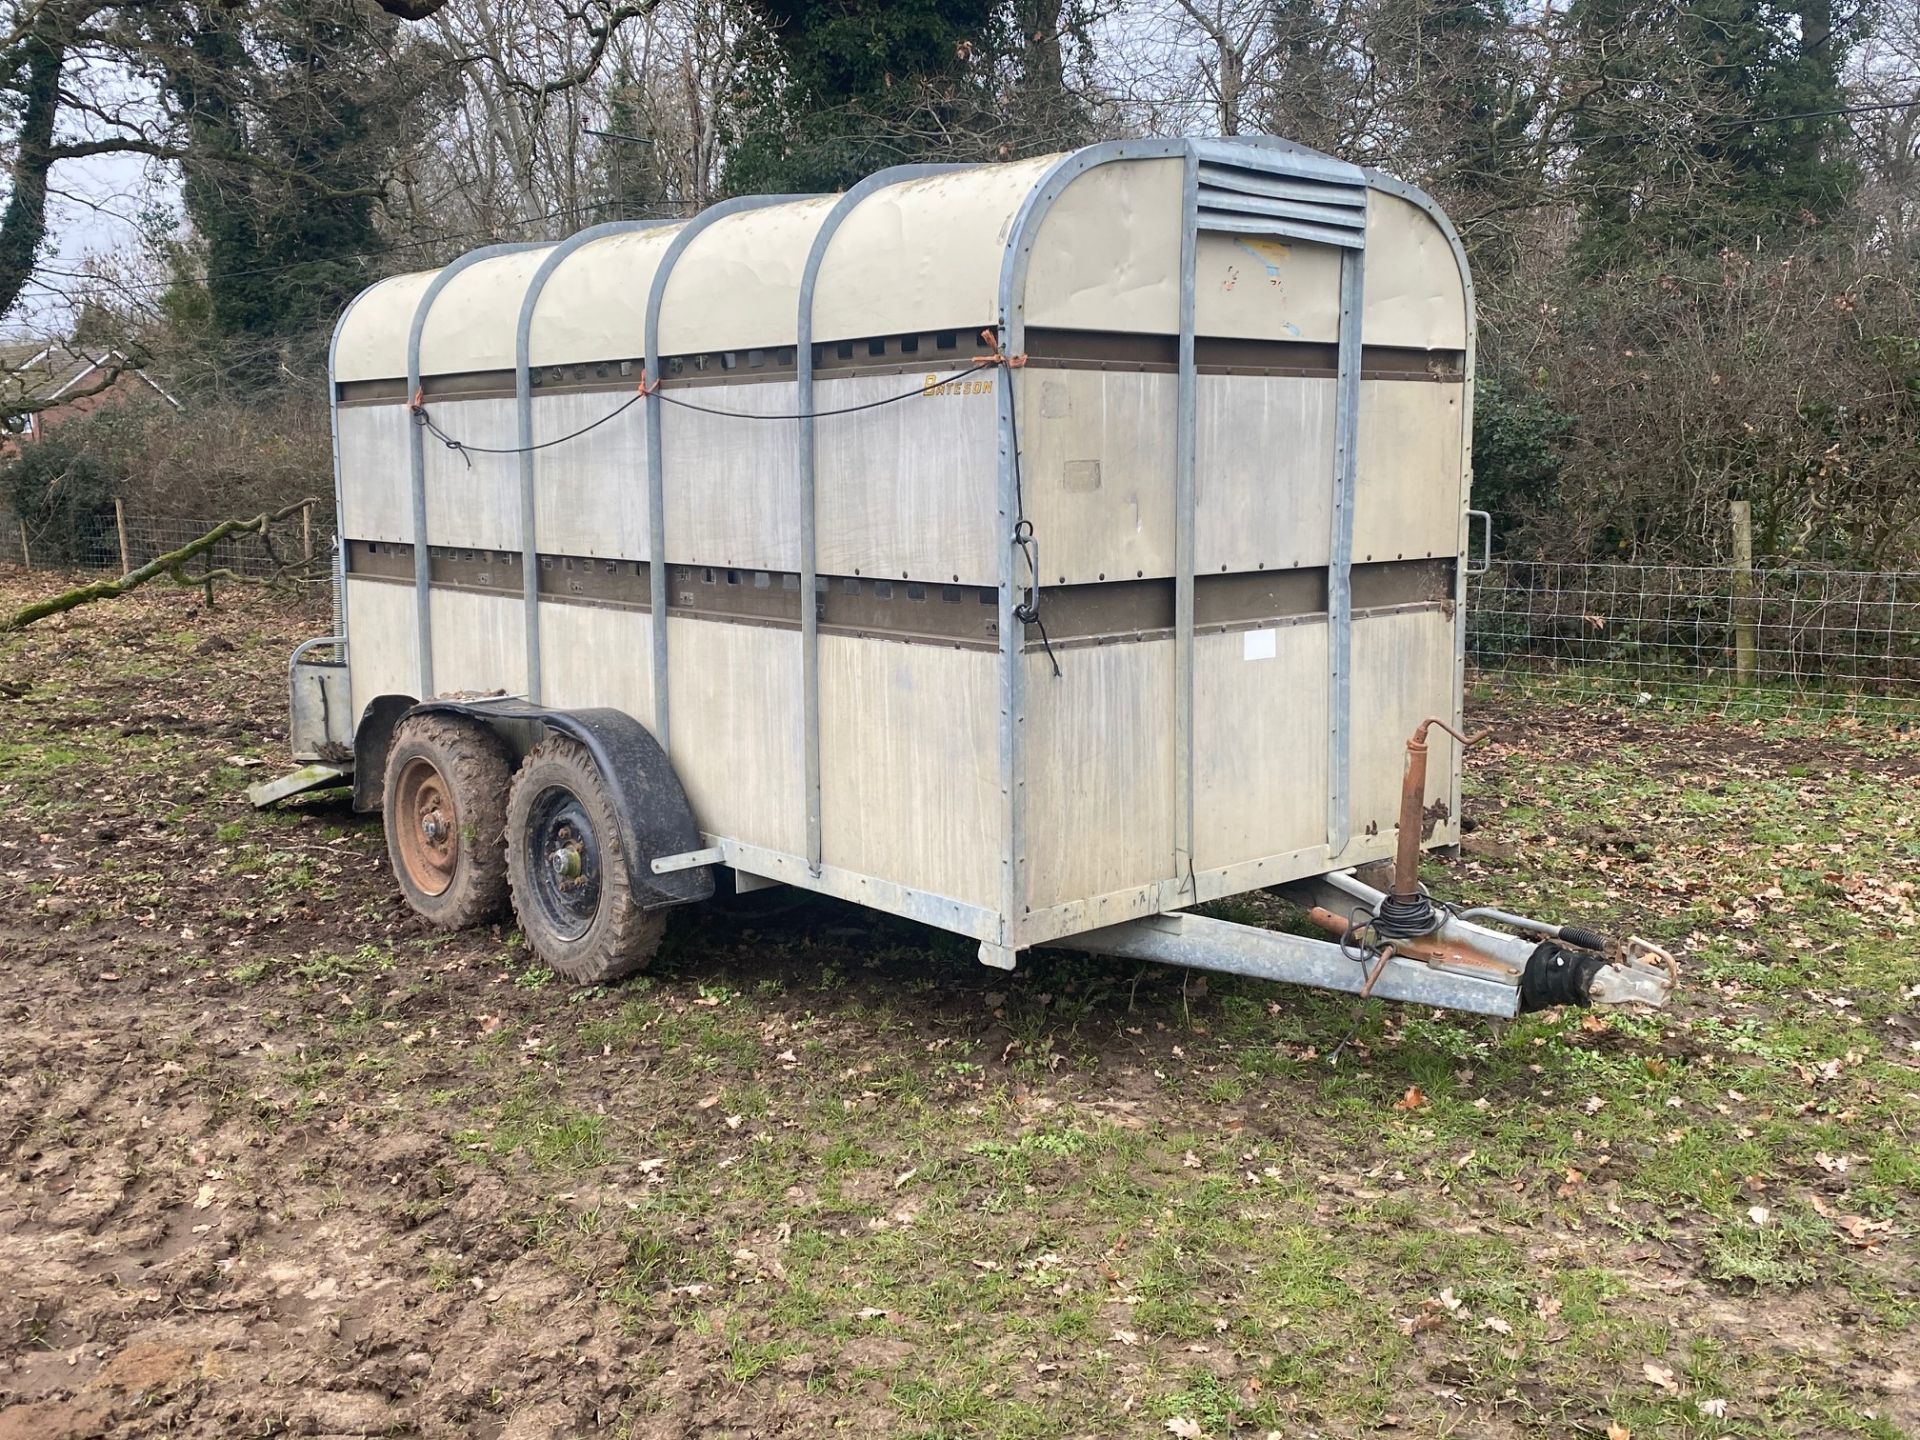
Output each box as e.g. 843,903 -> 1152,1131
347,541 -> 1451,652
336,328 -> 1464,405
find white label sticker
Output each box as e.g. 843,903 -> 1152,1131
1242,628 -> 1277,661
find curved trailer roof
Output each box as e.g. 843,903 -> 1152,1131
333,140 -> 1470,384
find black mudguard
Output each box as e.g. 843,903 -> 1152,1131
352,694 -> 419,813
408,698 -> 714,910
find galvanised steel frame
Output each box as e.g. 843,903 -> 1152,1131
796,164 -> 973,877
641,195 -> 821,753
370,140 -> 1479,995
404,242 -> 545,698
514,219 -> 679,704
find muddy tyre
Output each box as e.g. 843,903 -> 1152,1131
383,715 -> 514,929
505,735 -> 666,984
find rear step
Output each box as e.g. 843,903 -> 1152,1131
247,762 -> 350,808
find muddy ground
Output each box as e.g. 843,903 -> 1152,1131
1,570 -> 1915,1439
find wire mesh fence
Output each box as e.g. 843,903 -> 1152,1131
0,504 -> 327,581
1465,561 -> 1920,715
3,509 -> 1916,715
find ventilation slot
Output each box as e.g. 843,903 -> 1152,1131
1195,164 -> 1367,249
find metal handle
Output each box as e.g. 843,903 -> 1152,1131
1465,509 -> 1493,576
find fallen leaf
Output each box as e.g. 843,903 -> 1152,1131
1836,1214 -> 1893,1245
1643,1361 -> 1678,1393
1747,1205 -> 1771,1226
1607,1424 -> 1631,1440
1111,1329 -> 1139,1347
1698,1398 -> 1728,1418
1481,1315 -> 1512,1335
1393,1086 -> 1427,1111
1165,1420 -> 1205,1440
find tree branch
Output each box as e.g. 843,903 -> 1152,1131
2,499 -> 319,632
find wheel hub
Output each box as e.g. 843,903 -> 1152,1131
393,756 -> 460,897
525,787 -> 603,942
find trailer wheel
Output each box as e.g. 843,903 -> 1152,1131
505,735 -> 666,983
383,715 -> 513,928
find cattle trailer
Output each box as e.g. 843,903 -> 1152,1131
259,136 -> 1675,1017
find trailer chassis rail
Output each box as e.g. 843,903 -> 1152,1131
1074,866 -> 1675,1018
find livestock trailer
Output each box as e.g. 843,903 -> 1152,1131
259,136 -> 1674,1017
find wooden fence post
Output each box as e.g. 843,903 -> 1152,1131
302,502 -> 313,565
114,498 -> 131,574
17,519 -> 29,571
1730,499 -> 1757,687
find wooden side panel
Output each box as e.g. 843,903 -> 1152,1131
345,578 -> 418,718
337,404 -> 412,544
421,396 -> 522,553
537,601 -> 653,722
660,383 -> 801,571
815,374 -> 1000,586
1195,374 -> 1335,575
532,390 -> 651,562
1022,640 -> 1175,910
1349,606 -> 1458,844
428,588 -> 526,697
818,637 -> 1003,909
1353,380 -> 1464,565
665,617 -> 803,854
1019,370 -> 1176,585
1193,622 -> 1327,869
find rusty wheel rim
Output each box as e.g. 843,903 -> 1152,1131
393,755 -> 459,897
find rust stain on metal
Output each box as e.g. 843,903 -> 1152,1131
1394,716 -> 1473,900
1305,905 -> 1514,977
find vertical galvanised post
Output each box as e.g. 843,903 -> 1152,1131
404,242 -> 544,700
1361,171 -> 1477,853
993,139 -> 1204,961
1173,145 -> 1201,899
641,195 -> 803,754
797,165 -> 966,876
325,288 -> 372,654
1327,241 -> 1366,856
515,221 -> 676,705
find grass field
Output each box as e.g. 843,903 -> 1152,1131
1,569 -> 1915,1440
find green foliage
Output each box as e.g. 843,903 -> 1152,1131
723,0 -> 995,193
600,64 -> 666,222
1470,369 -> 1572,543
1566,0 -> 1860,265
147,2 -> 433,384
720,0 -> 1103,194
0,427 -> 117,566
